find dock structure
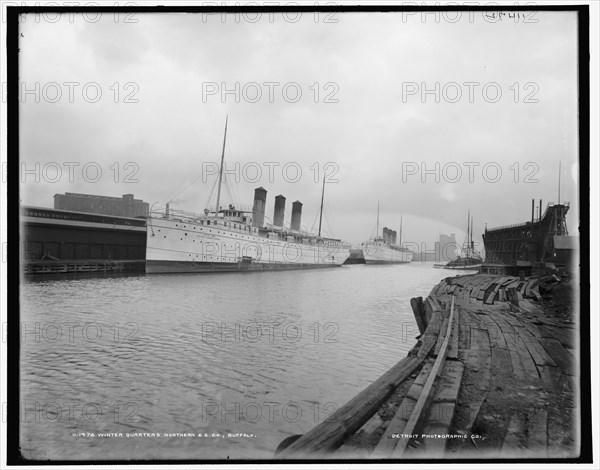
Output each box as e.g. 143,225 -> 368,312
21,205 -> 147,274
482,201 -> 571,266
276,273 -> 578,459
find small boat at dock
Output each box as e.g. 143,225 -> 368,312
434,210 -> 482,270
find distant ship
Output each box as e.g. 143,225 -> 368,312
145,118 -> 351,274
434,210 -> 482,270
361,203 -> 413,264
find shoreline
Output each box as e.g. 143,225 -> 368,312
276,271 -> 578,459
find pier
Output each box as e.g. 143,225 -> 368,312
276,272 -> 578,459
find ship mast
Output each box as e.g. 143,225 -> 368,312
399,213 -> 403,248
376,201 -> 380,240
214,115 -> 228,217
471,215 -> 474,255
466,209 -> 470,256
318,177 -> 325,237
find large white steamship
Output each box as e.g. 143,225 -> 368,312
145,119 -> 351,274
361,203 -> 413,264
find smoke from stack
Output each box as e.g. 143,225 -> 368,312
273,195 -> 285,227
291,201 -> 302,231
252,187 -> 267,227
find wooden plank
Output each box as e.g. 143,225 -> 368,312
484,291 -> 496,305
538,324 -> 575,350
488,315 -> 536,380
434,316 -> 450,357
512,324 -> 557,368
525,281 -> 534,298
417,311 -> 445,359
459,318 -> 492,432
410,297 -> 427,335
506,287 -> 520,307
484,277 -> 508,305
502,412 -> 526,452
447,308 -> 460,360
415,360 -> 465,457
539,338 -> 576,376
526,407 -> 548,456
278,355 -> 423,456
372,361 -> 434,456
389,297 -> 457,457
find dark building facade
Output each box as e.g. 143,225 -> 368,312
54,193 -> 149,218
21,206 -> 146,272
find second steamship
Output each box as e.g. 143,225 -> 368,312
145,118 -> 351,274
361,203 -> 413,264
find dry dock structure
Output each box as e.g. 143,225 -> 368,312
277,273 -> 578,459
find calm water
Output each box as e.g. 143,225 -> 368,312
19,262 -> 461,460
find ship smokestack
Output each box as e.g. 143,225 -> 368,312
273,195 -> 286,228
390,230 -> 397,245
252,187 -> 267,227
531,199 -> 535,224
383,227 -> 389,244
291,201 -> 302,231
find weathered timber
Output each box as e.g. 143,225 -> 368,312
539,338 -> 576,376
413,360 -> 465,457
410,296 -> 427,335
279,355 -> 423,457
372,360 -> 434,457
276,272 -> 578,459
389,296 -> 457,457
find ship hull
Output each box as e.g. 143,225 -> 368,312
364,259 -> 411,265
362,242 -> 413,264
434,263 -> 482,270
146,260 -> 343,274
146,217 -> 351,274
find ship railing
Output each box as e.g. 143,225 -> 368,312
208,204 -> 254,213
149,208 -> 206,223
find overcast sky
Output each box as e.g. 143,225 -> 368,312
18,9 -> 579,248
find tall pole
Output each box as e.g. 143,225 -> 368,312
471,215 -> 474,254
558,161 -> 561,204
399,213 -> 403,247
318,177 -> 325,237
376,200 -> 380,239
467,209 -> 470,254
214,115 -> 228,216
